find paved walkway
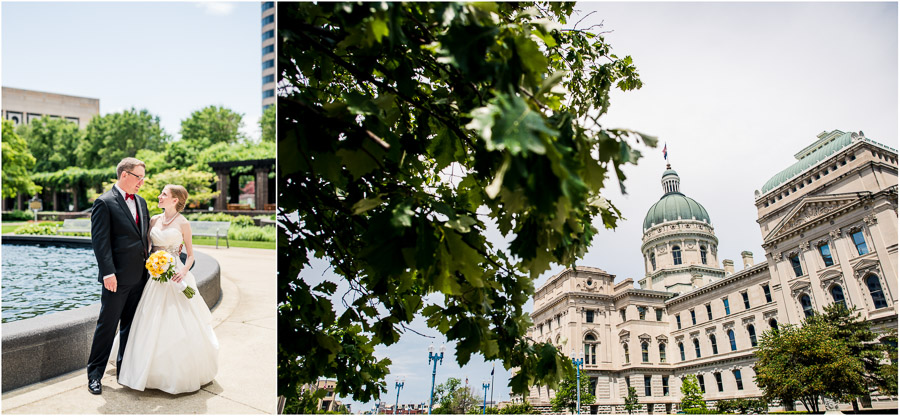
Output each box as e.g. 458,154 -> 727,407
1,246 -> 276,414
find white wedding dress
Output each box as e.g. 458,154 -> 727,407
118,223 -> 219,394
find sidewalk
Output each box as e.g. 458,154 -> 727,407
1,246 -> 276,414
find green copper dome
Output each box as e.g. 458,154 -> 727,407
643,167 -> 712,230
643,193 -> 712,230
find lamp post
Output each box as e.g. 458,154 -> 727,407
427,343 -> 445,415
395,377 -> 405,415
571,349 -> 584,415
481,380 -> 490,415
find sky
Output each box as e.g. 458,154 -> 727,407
1,2 -> 265,141
310,2 -> 899,413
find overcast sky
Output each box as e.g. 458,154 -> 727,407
320,2 -> 898,413
2,2 -> 264,141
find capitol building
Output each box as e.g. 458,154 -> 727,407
525,130 -> 898,413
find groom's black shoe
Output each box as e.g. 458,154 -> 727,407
88,379 -> 102,395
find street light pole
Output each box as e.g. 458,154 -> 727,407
482,381 -> 490,415
571,349 -> 584,415
427,343 -> 445,415
395,377 -> 405,415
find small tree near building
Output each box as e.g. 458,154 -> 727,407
623,386 -> 639,414
680,374 -> 706,411
550,370 -> 595,414
1,120 -> 41,199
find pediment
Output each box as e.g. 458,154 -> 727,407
656,334 -> 669,343
618,329 -> 630,337
638,333 -> 651,341
764,194 -> 859,243
818,268 -> 843,281
789,280 -> 810,292
852,257 -> 880,273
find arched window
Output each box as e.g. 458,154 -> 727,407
700,246 -> 707,265
693,339 -> 701,358
584,334 -> 597,365
697,374 -> 706,393
769,319 -> 778,331
623,343 -> 630,364
867,275 -> 888,309
710,335 -> 718,355
831,285 -> 846,309
672,246 -> 682,265
727,329 -> 737,351
650,252 -> 656,270
800,294 -> 813,318
748,325 -> 757,347
641,342 -> 649,362
679,342 -> 685,361
659,343 -> 667,363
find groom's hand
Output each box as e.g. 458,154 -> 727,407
104,275 -> 118,292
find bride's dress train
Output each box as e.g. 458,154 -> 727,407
118,224 -> 219,394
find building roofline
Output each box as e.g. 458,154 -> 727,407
665,262 -> 768,307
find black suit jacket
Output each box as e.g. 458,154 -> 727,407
90,188 -> 150,286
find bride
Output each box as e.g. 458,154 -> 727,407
118,184 -> 219,394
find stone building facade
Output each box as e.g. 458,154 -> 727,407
526,130 -> 898,413
1,86 -> 99,128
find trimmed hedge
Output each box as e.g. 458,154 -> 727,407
2,210 -> 34,221
185,212 -> 255,227
683,408 -> 721,414
228,225 -> 276,242
14,222 -> 59,235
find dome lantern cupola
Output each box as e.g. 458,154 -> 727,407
661,163 -> 680,194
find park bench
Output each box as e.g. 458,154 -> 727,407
226,203 -> 252,210
189,221 -> 231,249
58,219 -> 92,234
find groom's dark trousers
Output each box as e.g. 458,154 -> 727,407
86,188 -> 149,381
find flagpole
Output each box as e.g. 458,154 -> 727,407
490,364 -> 495,410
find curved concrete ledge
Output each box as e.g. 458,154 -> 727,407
1,235 -> 221,392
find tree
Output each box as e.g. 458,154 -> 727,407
128,168 -> 219,215
433,377 -> 482,414
2,120 -> 41,198
180,105 -> 245,149
17,116 -> 84,172
679,375 -> 706,411
260,104 -> 276,142
753,318 -> 861,413
278,1 -> 653,404
282,385 -> 327,414
78,108 -> 168,169
550,369 -> 595,413
623,386 -> 639,414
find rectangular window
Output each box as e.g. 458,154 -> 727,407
620,309 -> 626,322
638,306 -> 647,320
676,315 -> 682,330
586,310 -> 594,323
262,74 -> 275,85
690,310 -> 697,325
763,284 -> 772,303
819,244 -> 834,266
262,14 -> 275,26
852,230 -> 869,255
262,1 -> 274,12
262,29 -> 274,41
662,376 -> 670,396
733,370 -> 744,390
262,44 -> 275,56
262,59 -> 275,70
714,373 -> 723,392
656,308 -> 663,321
263,89 -> 275,98
790,254 -> 803,277
705,304 -> 713,320
723,298 -> 730,315
644,375 -> 652,397
698,375 -> 706,393
741,292 -> 750,309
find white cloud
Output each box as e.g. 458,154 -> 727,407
195,2 -> 236,16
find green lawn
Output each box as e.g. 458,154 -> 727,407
191,237 -> 275,250
2,224 -> 22,234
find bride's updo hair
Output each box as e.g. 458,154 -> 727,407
165,185 -> 189,212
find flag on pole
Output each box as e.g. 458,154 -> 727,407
663,143 -> 668,160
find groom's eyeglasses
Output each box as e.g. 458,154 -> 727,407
124,171 -> 146,181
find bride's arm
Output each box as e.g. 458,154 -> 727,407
176,218 -> 195,275
148,215 -> 158,250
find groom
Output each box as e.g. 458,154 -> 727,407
86,157 -> 150,394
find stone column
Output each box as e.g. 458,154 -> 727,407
255,166 -> 270,210
215,168 -> 230,211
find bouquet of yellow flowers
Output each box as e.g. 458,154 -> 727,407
145,251 -> 195,299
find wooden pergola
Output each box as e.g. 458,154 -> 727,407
208,158 -> 276,211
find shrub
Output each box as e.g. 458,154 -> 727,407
683,408 -> 721,414
254,214 -> 276,221
185,212 -> 254,227
228,225 -> 276,242
2,210 -> 34,221
716,398 -> 769,414
14,222 -> 59,235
